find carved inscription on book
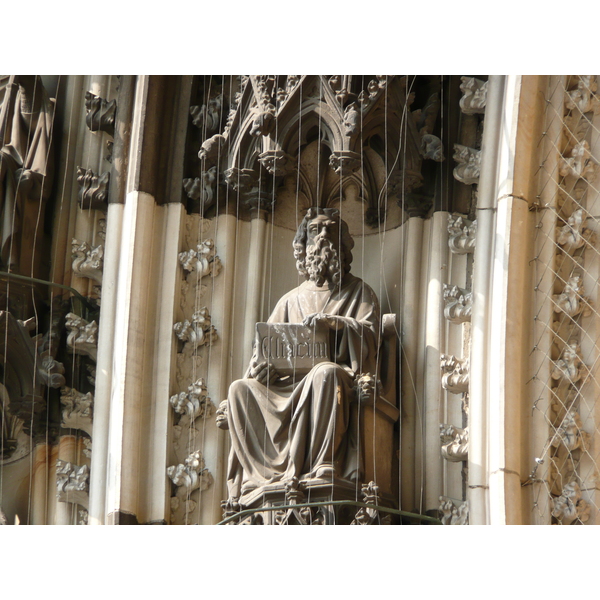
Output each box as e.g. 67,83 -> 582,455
255,323 -> 330,377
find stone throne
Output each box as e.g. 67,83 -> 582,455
217,313 -> 400,525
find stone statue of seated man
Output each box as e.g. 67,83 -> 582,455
217,207 -> 380,505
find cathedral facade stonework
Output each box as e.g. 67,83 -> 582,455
0,75 -> 596,525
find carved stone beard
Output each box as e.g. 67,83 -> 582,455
305,233 -> 343,287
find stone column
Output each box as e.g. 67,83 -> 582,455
30,443 -> 49,524
88,202 -> 123,524
529,77 -> 565,524
55,435 -> 78,524
104,188 -> 156,524
423,210 -> 449,514
400,216 -> 424,512
209,213 -> 238,522
72,75 -> 114,299
468,75 -> 507,524
242,212 -> 270,368
144,201 -> 185,523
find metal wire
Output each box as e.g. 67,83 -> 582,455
528,75 -> 600,525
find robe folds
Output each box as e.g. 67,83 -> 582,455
226,274 -> 380,500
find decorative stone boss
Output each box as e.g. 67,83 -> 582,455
217,207 -> 383,505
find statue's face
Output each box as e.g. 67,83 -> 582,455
306,214 -> 340,254
304,214 -> 344,286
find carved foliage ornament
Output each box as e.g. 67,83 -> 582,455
77,167 -> 110,211
65,313 -> 98,361
441,354 -> 469,394
443,284 -> 472,323
170,378 -> 214,423
178,239 -> 222,279
448,215 -> 477,254
22,315 -> 65,387
173,307 -> 218,354
552,482 -> 590,524
198,134 -> 226,165
553,274 -> 591,318
84,92 -> 116,136
551,409 -> 589,452
167,450 -> 213,499
440,424 -> 469,462
420,134 -> 445,162
60,387 -> 94,436
559,141 -> 598,182
329,151 -> 362,175
439,497 -> 469,525
72,239 -> 103,284
556,208 -> 593,254
453,144 -> 481,185
183,166 -> 218,213
551,342 -> 586,385
190,93 -> 223,136
350,481 -> 392,525
56,460 -> 89,508
565,76 -> 600,115
223,76 -> 249,137
459,77 -> 488,115
258,150 -> 296,177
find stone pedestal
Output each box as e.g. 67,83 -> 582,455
227,477 -> 397,525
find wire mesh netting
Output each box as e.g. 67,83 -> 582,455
529,75 -> 600,524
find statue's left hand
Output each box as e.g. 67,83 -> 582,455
303,313 -> 345,331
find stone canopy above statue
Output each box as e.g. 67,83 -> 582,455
184,76 -> 446,233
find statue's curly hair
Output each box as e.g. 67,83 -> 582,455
293,207 -> 354,279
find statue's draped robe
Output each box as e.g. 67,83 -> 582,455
0,76 -> 54,269
227,274 -> 380,500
